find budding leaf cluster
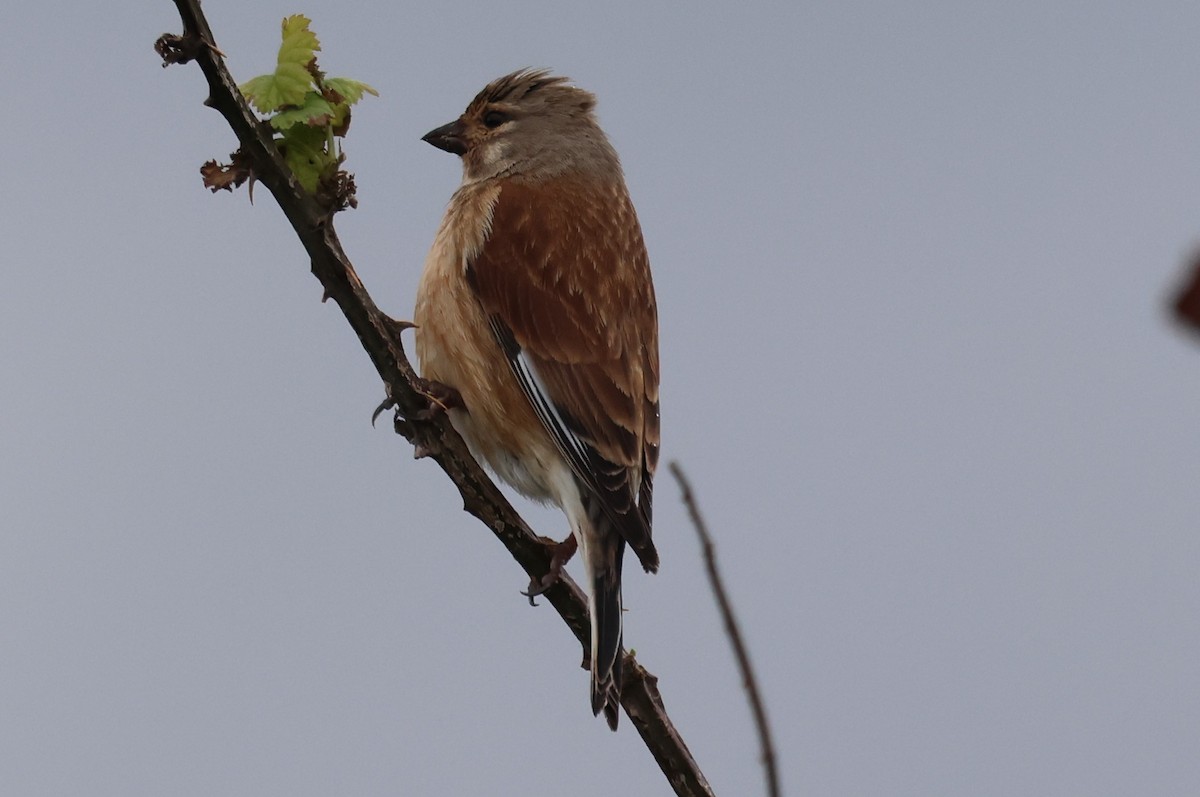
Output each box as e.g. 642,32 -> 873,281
238,15 -> 377,194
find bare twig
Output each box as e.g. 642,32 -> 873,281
157,3 -> 713,795
670,462 -> 780,797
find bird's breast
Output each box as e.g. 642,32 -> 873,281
413,181 -> 564,502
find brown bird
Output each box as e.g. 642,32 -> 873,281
413,69 -> 660,729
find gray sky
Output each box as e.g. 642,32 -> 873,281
3,1 -> 1199,794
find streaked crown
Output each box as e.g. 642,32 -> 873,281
423,69 -> 621,182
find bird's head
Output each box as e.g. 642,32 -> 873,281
422,69 -> 619,182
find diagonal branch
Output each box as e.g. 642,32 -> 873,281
156,2 -> 713,795
670,462 -> 780,797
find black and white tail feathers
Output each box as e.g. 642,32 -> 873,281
588,533 -> 625,729
580,488 -> 630,730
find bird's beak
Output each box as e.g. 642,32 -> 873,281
422,119 -> 467,155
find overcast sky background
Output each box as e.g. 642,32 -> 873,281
3,1 -> 1199,794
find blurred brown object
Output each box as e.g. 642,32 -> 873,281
1173,252 -> 1200,334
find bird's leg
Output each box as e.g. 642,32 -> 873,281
522,535 -> 578,605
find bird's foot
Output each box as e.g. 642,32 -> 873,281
370,377 -> 464,429
522,535 -> 578,606
367,314 -> 460,429
412,377 -> 464,419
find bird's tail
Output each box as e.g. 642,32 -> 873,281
584,524 -> 626,730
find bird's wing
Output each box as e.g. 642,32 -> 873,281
466,176 -> 659,570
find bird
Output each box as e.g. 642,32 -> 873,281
412,69 -> 660,729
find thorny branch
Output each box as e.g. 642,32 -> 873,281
156,2 -> 713,795
670,463 -> 781,797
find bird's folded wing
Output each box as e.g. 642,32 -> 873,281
466,177 -> 659,558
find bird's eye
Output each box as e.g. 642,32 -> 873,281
483,110 -> 509,129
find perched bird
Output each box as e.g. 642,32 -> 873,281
413,69 -> 660,728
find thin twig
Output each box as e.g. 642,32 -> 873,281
670,462 -> 781,797
156,3 -> 713,795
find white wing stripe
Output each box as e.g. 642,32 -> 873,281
502,355 -> 589,486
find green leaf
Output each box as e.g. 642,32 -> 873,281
240,61 -> 312,113
234,14 -> 374,197
239,15 -> 322,113
271,92 -> 336,130
277,14 -> 320,69
324,77 -> 379,106
279,124 -> 330,193
239,74 -> 276,112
